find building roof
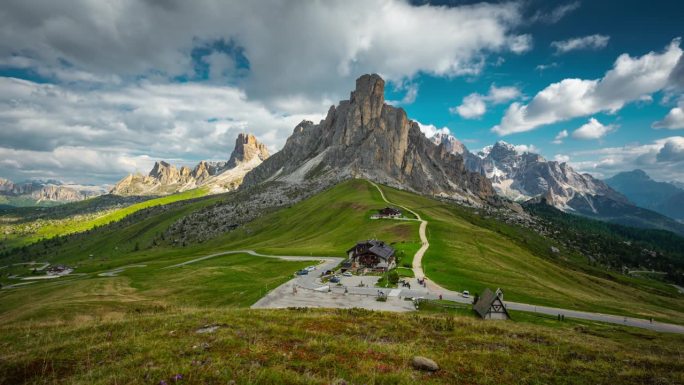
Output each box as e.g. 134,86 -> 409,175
347,239 -> 395,261
379,207 -> 401,215
473,287 -> 510,319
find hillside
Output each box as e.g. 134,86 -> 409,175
1,179 -> 684,383
3,179 -> 683,324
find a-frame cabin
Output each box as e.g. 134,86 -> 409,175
473,288 -> 510,320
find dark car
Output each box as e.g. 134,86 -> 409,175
329,276 -> 340,283
296,269 -> 309,276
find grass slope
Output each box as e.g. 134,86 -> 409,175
1,307 -> 682,385
1,188 -> 208,248
380,184 -> 684,324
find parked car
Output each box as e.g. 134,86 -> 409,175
296,269 -> 309,276
305,266 -> 316,271
342,271 -> 352,277
462,290 -> 470,298
330,276 -> 341,283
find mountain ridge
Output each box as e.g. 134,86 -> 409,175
242,74 -> 496,204
111,133 -> 269,196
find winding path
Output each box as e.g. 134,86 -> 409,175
368,181 -> 684,334
368,181 -> 447,292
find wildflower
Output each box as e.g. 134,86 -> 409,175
172,373 -> 183,381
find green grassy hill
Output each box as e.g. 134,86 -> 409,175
2,178 -> 684,383
0,188 -> 209,249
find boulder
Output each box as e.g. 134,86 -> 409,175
411,356 -> 439,372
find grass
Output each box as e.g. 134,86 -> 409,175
2,179 -> 684,383
1,188 -> 209,248
1,307 -> 683,385
379,183 -> 684,325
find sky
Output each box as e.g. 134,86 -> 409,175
0,0 -> 683,186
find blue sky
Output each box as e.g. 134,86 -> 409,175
0,0 -> 683,185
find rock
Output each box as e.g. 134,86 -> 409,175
438,138 -> 630,215
550,246 -> 560,254
0,177 -> 102,203
412,356 -> 439,372
110,133 -> 269,196
242,74 -> 495,204
227,133 -> 270,168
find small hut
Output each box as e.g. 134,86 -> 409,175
378,207 -> 402,218
473,288 -> 510,320
344,240 -> 396,272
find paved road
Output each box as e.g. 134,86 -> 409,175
368,182 -> 684,334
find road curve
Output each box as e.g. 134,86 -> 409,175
368,181 -> 448,293
368,181 -> 684,334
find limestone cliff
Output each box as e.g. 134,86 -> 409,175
242,74 -> 495,203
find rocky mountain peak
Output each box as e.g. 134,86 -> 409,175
149,161 -> 180,184
242,74 -> 496,203
227,133 -> 270,168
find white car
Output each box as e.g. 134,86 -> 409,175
462,290 -> 470,298
342,271 -> 352,277
305,266 -> 316,271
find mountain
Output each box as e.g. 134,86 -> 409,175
434,137 -> 626,209
605,169 -> 684,222
242,74 -> 495,204
0,178 -> 104,206
433,135 -> 684,235
111,133 -> 269,196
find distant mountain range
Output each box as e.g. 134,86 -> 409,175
605,169 -> 684,223
431,134 -> 684,236
0,178 -> 105,207
110,133 -> 270,196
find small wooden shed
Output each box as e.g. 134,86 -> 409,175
473,288 -> 510,320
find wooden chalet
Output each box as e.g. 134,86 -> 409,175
343,240 -> 396,272
378,207 -> 402,218
473,288 -> 510,320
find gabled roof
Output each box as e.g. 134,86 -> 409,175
473,287 -> 510,319
347,239 -> 395,261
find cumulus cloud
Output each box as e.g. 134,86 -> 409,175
554,154 -> 570,163
656,137 -> 684,162
652,101 -> 684,129
493,39 -> 683,135
513,144 -> 539,154
416,122 -> 450,138
570,136 -> 684,182
571,118 -> 616,140
451,84 -> 521,119
0,77 -> 322,184
0,0 -> 530,110
551,34 -> 610,54
553,129 -> 569,144
387,81 -> 419,106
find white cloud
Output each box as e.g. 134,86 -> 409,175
535,62 -> 558,72
0,77 -> 322,184
387,81 -> 419,106
532,1 -> 581,24
569,136 -> 684,182
656,137 -> 684,162
554,154 -> 570,163
416,122 -> 450,138
652,101 -> 684,129
493,39 -> 683,135
553,129 -> 568,144
571,118 -> 616,140
0,0 -> 530,110
451,84 -> 521,119
513,144 -> 539,154
551,34 -> 610,54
